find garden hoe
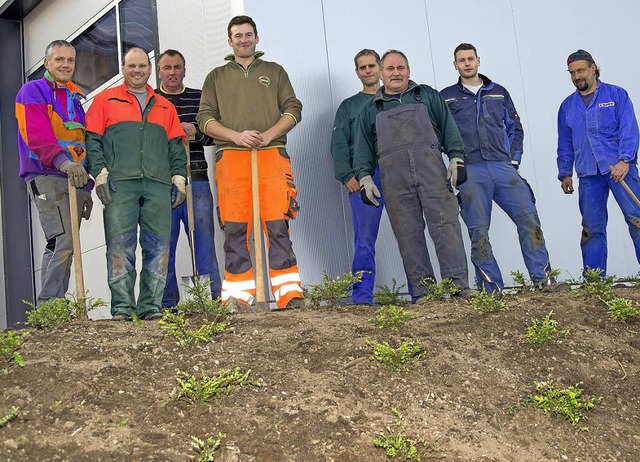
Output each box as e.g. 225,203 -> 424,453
610,165 -> 640,209
250,147 -> 270,312
182,140 -> 210,298
68,177 -> 86,315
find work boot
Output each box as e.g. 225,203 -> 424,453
456,288 -> 476,299
284,297 -> 311,309
111,313 -> 131,321
139,311 -> 163,321
226,297 -> 250,314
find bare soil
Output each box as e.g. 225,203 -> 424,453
1,287 -> 639,461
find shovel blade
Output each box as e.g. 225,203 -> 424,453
180,274 -> 211,300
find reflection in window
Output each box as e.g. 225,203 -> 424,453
120,0 -> 154,54
72,8 -> 119,95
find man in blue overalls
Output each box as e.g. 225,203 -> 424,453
441,43 -> 556,292
354,50 -> 471,303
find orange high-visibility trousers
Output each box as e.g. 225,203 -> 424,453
215,147 -> 302,308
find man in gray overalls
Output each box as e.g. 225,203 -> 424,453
354,49 -> 471,302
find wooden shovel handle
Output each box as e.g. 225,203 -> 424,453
251,148 -> 267,303
68,178 -> 86,313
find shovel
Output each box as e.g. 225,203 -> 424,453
68,177 -> 86,315
181,140 -> 210,298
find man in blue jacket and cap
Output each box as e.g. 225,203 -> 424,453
557,49 -> 640,275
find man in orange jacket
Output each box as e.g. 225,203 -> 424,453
86,47 -> 187,321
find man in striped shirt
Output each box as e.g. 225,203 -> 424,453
156,49 -> 221,308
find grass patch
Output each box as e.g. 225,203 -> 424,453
374,408 -> 442,460
1,330 -> 25,371
176,367 -> 259,405
526,311 -> 569,344
190,433 -> 226,461
470,289 -> 508,313
22,294 -> 106,330
369,305 -> 413,331
510,375 -> 598,431
573,267 -> 615,299
419,278 -> 460,301
159,312 -> 232,347
304,271 -> 363,305
368,340 -> 425,372
375,279 -> 408,306
602,296 -> 640,321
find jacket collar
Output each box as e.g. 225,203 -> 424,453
44,70 -> 85,97
374,79 -> 420,103
456,73 -> 493,91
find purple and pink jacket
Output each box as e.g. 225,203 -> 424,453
15,71 -> 88,182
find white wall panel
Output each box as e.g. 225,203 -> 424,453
24,0 -> 114,71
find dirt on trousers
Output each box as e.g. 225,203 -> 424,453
1,287 -> 639,462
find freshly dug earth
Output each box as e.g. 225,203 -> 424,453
1,287 -> 639,461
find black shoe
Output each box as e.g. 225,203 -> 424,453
112,313 -> 131,321
139,311 -> 163,321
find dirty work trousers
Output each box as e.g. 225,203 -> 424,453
162,180 -> 222,307
215,148 -> 302,308
375,103 -> 469,299
104,179 -> 170,317
578,164 -> 640,274
458,161 -> 553,291
349,166 -> 384,305
29,174 -> 85,304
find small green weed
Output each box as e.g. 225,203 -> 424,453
374,408 -> 441,460
368,340 -> 425,371
159,312 -> 232,347
0,330 -> 25,369
177,367 -> 259,405
116,419 -> 128,427
375,279 -> 408,306
419,278 -> 460,301
511,269 -> 562,293
0,406 -> 20,427
602,296 -> 640,321
470,289 -> 508,313
178,279 -> 229,317
526,311 -> 570,344
304,271 -> 363,304
574,267 -> 615,299
369,305 -> 413,331
511,375 -> 598,431
190,433 -> 225,461
22,293 -> 106,330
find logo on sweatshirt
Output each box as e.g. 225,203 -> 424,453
259,76 -> 270,87
599,102 -> 615,108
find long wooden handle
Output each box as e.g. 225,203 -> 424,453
251,148 -> 267,303
185,142 -> 197,277
621,178 -> 640,209
68,178 -> 86,313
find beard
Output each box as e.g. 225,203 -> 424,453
573,79 -> 589,91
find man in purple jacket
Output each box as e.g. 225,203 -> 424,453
15,40 -> 92,304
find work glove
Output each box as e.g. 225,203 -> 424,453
95,168 -> 115,206
59,160 -> 89,188
447,158 -> 467,188
81,190 -> 93,220
359,175 -> 381,207
511,160 -> 520,171
171,175 -> 187,209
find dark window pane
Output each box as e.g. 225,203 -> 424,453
119,0 -> 155,54
71,7 -> 119,94
28,65 -> 45,81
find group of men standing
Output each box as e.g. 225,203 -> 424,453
15,13 -> 640,316
332,44 -> 640,304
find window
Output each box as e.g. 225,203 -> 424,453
26,0 -> 156,96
